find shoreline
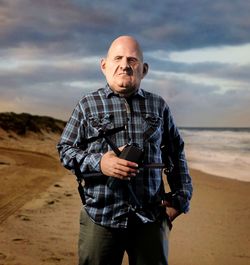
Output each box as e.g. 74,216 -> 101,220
188,163 -> 250,183
187,155 -> 250,182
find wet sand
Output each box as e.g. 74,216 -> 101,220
0,131 -> 249,265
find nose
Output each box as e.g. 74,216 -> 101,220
120,57 -> 130,70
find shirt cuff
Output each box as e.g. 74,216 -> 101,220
171,193 -> 191,213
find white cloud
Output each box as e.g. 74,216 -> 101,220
169,43 -> 250,65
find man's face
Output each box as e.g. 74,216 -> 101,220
101,37 -> 148,97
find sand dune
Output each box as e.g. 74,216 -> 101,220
0,131 -> 250,265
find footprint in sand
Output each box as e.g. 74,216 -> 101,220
0,252 -> 7,260
17,214 -> 31,221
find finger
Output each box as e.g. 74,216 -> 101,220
116,164 -> 139,175
118,145 -> 127,152
113,168 -> 136,178
113,162 -> 139,177
117,158 -> 139,169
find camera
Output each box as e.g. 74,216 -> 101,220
107,143 -> 144,189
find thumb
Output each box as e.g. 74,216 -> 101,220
118,145 -> 127,152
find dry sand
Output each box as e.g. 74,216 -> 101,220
0,131 -> 250,265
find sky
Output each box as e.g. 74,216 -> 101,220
0,0 -> 250,127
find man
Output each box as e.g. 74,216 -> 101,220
57,35 -> 193,265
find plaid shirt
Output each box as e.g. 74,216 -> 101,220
57,85 -> 192,228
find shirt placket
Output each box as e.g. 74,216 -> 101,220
121,97 -> 132,144
120,98 -> 140,213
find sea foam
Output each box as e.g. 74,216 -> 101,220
180,128 -> 250,182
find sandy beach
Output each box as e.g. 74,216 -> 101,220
0,130 -> 250,265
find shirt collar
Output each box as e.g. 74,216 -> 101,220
104,84 -> 145,99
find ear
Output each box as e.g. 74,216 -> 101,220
142,63 -> 149,78
100,58 -> 106,75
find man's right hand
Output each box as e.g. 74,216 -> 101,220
100,150 -> 139,180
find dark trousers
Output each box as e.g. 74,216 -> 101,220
78,208 -> 170,265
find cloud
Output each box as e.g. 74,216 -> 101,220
143,75 -> 250,127
0,54 -> 105,120
0,0 -> 118,57
0,0 -> 250,126
146,44 -> 250,94
164,62 -> 250,87
1,0 -> 250,54
168,44 -> 250,65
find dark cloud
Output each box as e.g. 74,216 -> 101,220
0,0 -> 250,126
147,57 -> 250,83
1,0 -> 250,55
0,0 -> 117,56
0,59 -> 102,89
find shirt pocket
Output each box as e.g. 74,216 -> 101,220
87,113 -> 114,140
143,113 -> 162,144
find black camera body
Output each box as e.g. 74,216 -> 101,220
107,143 -> 144,189
119,144 -> 144,164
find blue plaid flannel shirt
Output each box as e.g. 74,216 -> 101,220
57,85 -> 193,228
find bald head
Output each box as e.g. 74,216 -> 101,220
107,36 -> 144,61
101,36 -> 148,97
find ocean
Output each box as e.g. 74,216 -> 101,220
179,127 -> 250,182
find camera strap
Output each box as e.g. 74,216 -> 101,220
73,158 -> 86,205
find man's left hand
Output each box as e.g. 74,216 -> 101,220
166,207 -> 181,222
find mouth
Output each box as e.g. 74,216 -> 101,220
118,72 -> 131,76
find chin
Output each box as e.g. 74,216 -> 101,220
112,84 -> 135,95
121,87 -> 137,96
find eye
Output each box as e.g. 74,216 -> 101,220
114,56 -> 122,61
128,57 -> 139,65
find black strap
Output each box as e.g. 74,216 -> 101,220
73,158 -> 86,205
